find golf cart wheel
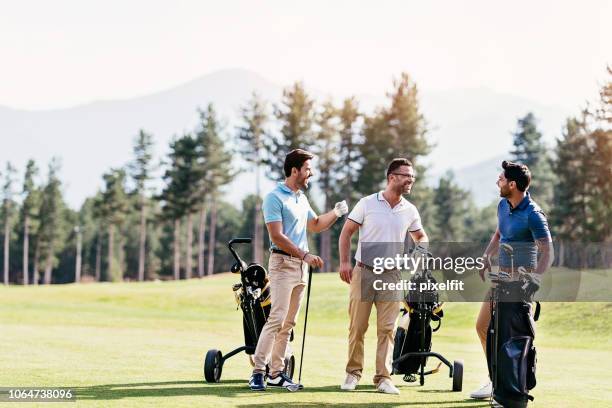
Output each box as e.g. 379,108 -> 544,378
283,355 -> 295,379
452,360 -> 463,392
204,349 -> 223,383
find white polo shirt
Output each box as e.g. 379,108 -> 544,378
348,192 -> 422,265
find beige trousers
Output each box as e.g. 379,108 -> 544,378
476,298 -> 492,355
345,264 -> 400,385
252,253 -> 306,377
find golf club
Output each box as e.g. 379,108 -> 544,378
287,265 -> 313,392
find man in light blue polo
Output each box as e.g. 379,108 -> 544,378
249,148 -> 349,391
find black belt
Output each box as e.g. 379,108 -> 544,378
271,248 -> 292,257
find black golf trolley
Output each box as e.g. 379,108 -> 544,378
203,238 -> 295,383
392,249 -> 463,391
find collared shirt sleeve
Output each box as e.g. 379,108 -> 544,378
262,193 -> 283,223
528,210 -> 552,241
347,198 -> 365,225
408,211 -> 423,232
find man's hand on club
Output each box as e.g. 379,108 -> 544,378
333,200 -> 349,218
479,254 -> 492,281
303,253 -> 324,269
339,261 -> 353,284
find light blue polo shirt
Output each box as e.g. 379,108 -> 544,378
498,192 -> 551,268
262,182 -> 316,251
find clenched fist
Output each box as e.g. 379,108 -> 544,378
333,200 -> 349,217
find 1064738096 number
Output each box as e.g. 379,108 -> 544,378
1,388 -> 75,402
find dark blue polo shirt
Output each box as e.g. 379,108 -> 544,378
498,192 -> 551,268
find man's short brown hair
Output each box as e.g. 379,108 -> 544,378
502,160 -> 531,192
386,158 -> 413,179
284,149 -> 314,177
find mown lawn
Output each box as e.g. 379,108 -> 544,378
0,271 -> 610,407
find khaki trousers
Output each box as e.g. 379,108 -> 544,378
476,297 -> 492,355
253,253 -> 306,377
345,264 -> 400,385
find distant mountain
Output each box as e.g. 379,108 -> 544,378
1,69 -> 572,209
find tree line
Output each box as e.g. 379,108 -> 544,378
2,68 -> 610,284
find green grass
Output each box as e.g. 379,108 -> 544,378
0,272 -> 611,407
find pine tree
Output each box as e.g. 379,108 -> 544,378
197,104 -> 235,275
597,66 -> 612,125
237,92 -> 269,264
313,100 -> 339,271
334,96 -> 361,204
357,73 -> 432,231
160,133 -> 201,279
265,82 -> 315,180
510,112 -> 554,211
99,168 -> 129,281
1,163 -> 17,285
551,113 -> 591,266
129,130 -> 155,281
38,159 -> 65,284
20,160 -> 40,285
432,172 -> 469,241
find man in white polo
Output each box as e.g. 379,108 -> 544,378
338,158 -> 429,395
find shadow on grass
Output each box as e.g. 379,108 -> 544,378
237,400 -> 489,408
70,379 -> 489,406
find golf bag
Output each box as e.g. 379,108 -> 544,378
487,281 -> 540,408
232,263 -> 272,352
392,262 -> 462,391
392,277 -> 444,378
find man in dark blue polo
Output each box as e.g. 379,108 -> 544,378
470,160 -> 554,400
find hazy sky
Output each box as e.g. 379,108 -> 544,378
1,0 -> 610,110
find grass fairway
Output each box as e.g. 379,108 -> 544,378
1,272 -> 611,407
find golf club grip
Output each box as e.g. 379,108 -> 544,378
297,266 -> 314,384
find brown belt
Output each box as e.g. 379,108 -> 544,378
499,266 -> 534,274
357,261 -> 398,273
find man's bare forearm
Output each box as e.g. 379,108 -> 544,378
484,230 -> 500,257
309,210 -> 338,233
535,240 -> 554,275
339,227 -> 353,264
271,233 -> 307,259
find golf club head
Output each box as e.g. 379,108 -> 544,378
286,383 -> 304,392
500,243 -> 514,255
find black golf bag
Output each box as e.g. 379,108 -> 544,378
392,278 -> 443,378
232,263 -> 272,352
392,267 -> 463,391
487,281 -> 540,408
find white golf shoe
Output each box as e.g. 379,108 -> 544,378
469,381 -> 492,399
340,373 -> 359,390
377,379 -> 400,395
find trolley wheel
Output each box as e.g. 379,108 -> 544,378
283,355 -> 295,379
204,349 -> 223,383
452,360 -> 463,391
